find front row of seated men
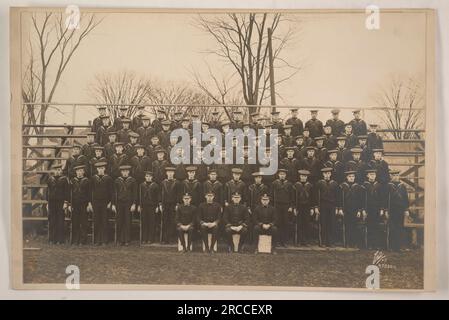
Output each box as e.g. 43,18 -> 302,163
47,157 -> 411,253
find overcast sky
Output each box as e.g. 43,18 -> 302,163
21,11 -> 427,124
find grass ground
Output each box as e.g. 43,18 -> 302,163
23,238 -> 423,289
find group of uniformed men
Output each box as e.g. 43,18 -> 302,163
46,105 -> 411,253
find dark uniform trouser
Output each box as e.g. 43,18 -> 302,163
177,224 -> 194,250
141,204 -> 157,243
319,203 -> 335,246
48,199 -> 65,243
367,210 -> 383,249
297,207 -> 311,245
93,200 -> 108,244
225,225 -> 248,251
254,224 -> 277,247
71,200 -> 88,245
117,201 -> 132,243
275,203 -> 291,245
162,203 -> 176,244
200,224 -> 218,251
388,214 -> 404,251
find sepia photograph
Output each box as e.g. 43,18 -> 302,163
9,7 -> 436,291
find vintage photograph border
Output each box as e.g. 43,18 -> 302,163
9,7 -> 437,292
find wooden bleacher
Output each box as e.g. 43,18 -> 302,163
21,106 -> 425,247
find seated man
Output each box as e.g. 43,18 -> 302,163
175,193 -> 197,253
223,192 -> 250,253
253,194 -> 278,253
197,191 -> 222,253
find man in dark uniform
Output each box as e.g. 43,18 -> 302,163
103,131 -> 117,160
112,165 -> 137,246
363,169 -> 387,250
314,136 -> 328,163
47,163 -> 69,244
223,192 -> 250,252
180,117 -> 192,135
182,166 -> 202,206
253,194 -> 278,253
81,132 -> 97,161
325,149 -> 345,184
285,108 -> 303,137
90,161 -> 113,245
92,105 -> 107,134
280,147 -> 300,183
176,193 -> 197,252
137,116 -> 154,148
349,109 -> 368,137
151,109 -> 166,133
158,120 -> 172,148
64,143 -> 88,178
113,105 -> 128,131
302,127 -> 313,147
117,118 -> 132,144
248,112 -> 261,132
146,135 -> 162,163
325,109 -> 345,136
323,124 -> 337,149
203,169 -> 224,206
248,172 -> 270,214
130,144 -> 152,183
299,146 -> 322,185
131,105 -> 145,132
124,131 -> 139,159
89,146 -> 108,178
197,191 -> 222,253
293,170 -> 314,246
357,135 -> 371,162
345,147 -> 370,185
231,110 -> 244,130
224,168 -> 247,206
67,165 -> 91,245
170,111 -> 183,131
109,142 -> 129,180
138,171 -> 161,244
272,169 -> 294,246
305,110 -> 324,139
387,169 -> 410,251
270,111 -> 284,135
335,136 -> 352,164
315,167 -> 339,247
342,123 -> 358,149
367,124 -> 384,151
339,171 -> 364,248
282,125 -> 294,147
160,167 -> 182,244
96,115 -> 113,146
238,147 -> 257,186
152,147 -> 169,184
369,149 -> 390,184
293,135 -> 306,160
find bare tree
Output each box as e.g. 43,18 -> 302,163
23,12 -> 102,132
90,72 -> 220,122
194,13 -> 300,111
89,70 -> 154,120
374,76 -> 425,139
191,63 -> 245,120
148,81 -> 212,119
